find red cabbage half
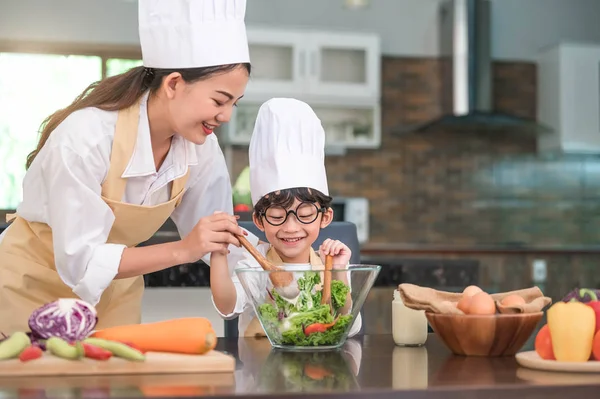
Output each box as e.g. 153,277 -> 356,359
561,288 -> 600,303
28,298 -> 98,341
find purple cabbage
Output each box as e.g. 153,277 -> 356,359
278,310 -> 286,321
26,331 -> 48,351
561,288 -> 600,303
28,298 -> 98,342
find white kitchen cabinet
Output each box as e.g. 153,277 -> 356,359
245,27 -> 380,104
306,31 -> 380,102
537,42 -> 600,154
223,100 -> 380,148
245,29 -> 305,97
222,27 -> 381,149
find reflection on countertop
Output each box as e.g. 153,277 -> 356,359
1,334 -> 599,399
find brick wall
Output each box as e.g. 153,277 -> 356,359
225,57 -> 600,246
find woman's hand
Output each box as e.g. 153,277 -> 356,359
319,238 -> 351,268
180,211 -> 247,263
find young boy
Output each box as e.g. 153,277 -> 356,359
210,97 -> 362,338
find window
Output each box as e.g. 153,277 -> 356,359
106,58 -> 143,77
0,51 -> 142,209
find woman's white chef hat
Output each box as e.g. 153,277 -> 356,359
138,0 -> 250,68
249,98 -> 329,206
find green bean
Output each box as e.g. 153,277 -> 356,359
83,338 -> 145,361
46,337 -> 83,360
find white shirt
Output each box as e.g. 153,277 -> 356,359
0,91 -> 256,306
213,241 -> 362,338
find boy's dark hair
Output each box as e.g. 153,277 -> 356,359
253,187 -> 332,217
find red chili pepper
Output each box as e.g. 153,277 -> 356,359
303,316 -> 339,336
19,345 -> 43,362
82,343 -> 112,360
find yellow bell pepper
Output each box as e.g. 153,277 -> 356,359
547,301 -> 596,362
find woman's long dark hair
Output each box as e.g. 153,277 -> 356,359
26,63 -> 251,169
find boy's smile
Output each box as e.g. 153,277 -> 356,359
254,198 -> 333,264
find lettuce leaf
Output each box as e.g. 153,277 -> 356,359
331,280 -> 350,311
280,314 -> 353,346
258,271 -> 353,346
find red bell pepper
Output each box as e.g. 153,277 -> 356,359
586,301 -> 600,333
19,345 -> 43,362
303,316 -> 339,336
82,343 -> 112,360
304,364 -> 333,380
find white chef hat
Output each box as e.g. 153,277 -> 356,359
249,98 -> 329,206
138,0 -> 250,69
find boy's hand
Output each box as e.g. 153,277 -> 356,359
319,238 -> 351,268
210,249 -> 229,262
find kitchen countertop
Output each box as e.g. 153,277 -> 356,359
0,334 -> 598,399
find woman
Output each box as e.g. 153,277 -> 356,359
0,0 -> 254,333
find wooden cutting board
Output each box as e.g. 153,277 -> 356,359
0,350 -> 235,376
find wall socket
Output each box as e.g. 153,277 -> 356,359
532,259 -> 547,283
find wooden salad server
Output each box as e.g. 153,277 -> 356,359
236,234 -> 296,292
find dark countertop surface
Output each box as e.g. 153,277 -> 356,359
0,334 -> 598,399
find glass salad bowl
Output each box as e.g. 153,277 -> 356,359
255,346 -> 359,393
235,265 -> 381,351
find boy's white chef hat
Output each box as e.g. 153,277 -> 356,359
249,98 -> 329,206
138,0 -> 250,68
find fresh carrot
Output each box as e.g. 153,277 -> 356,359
140,386 -> 209,397
91,318 -> 217,355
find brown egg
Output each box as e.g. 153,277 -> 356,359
500,294 -> 526,307
462,285 -> 483,297
457,296 -> 472,314
468,292 -> 496,315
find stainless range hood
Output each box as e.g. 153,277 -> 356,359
398,0 -> 551,135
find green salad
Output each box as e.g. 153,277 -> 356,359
257,271 -> 353,346
256,350 -> 356,392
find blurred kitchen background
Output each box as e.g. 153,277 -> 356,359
1,0 -> 600,336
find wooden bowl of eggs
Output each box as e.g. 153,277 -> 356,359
426,286 -> 545,357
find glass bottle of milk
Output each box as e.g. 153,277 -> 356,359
392,289 -> 428,346
392,346 -> 428,389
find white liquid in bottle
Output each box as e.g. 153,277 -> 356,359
392,346 -> 428,389
392,290 -> 428,346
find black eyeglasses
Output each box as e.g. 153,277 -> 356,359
260,202 -> 326,226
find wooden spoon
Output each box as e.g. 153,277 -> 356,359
321,255 -> 333,310
236,234 -> 294,289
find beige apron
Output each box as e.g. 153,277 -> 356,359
243,247 -> 323,337
0,98 -> 190,334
